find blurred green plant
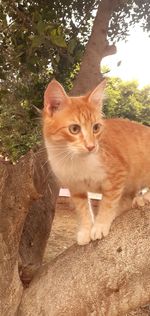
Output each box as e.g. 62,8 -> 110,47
0,96 -> 41,160
104,77 -> 150,126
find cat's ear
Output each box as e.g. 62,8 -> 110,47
88,79 -> 106,106
44,80 -> 69,115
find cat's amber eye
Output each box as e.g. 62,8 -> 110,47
69,124 -> 81,134
93,123 -> 101,133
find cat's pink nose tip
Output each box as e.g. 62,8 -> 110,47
86,144 -> 95,152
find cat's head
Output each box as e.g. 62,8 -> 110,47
43,79 -> 106,156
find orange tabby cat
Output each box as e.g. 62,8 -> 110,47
43,79 -> 150,245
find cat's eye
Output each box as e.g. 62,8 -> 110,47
93,123 -> 101,133
69,124 -> 81,134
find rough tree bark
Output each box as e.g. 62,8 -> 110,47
0,150 -> 59,315
71,0 -> 118,95
18,205 -> 150,316
19,148 -> 59,284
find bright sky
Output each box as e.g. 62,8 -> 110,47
102,26 -> 150,88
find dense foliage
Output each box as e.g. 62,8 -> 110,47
0,0 -> 150,160
104,78 -> 150,125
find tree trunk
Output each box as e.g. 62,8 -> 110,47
19,148 -> 59,284
0,150 -> 59,315
18,205 -> 150,316
71,0 -> 118,96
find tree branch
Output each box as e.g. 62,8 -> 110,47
71,0 -> 119,95
18,205 -> 150,316
103,43 -> 117,57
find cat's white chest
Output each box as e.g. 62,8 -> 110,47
47,147 -> 105,193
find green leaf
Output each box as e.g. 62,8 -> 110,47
50,28 -> 67,48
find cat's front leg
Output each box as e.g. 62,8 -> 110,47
71,193 -> 93,245
91,191 -> 122,241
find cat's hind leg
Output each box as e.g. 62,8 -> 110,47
118,192 -> 135,214
132,189 -> 150,208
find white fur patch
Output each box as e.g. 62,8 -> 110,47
45,140 -> 106,194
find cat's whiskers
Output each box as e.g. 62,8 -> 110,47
52,150 -> 75,170
35,147 -> 47,155
40,169 -> 56,185
50,148 -> 70,158
41,158 -> 50,169
35,145 -> 68,160
45,145 -> 68,152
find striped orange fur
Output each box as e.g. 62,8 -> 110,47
43,80 -> 150,245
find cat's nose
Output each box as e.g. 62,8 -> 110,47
86,144 -> 95,152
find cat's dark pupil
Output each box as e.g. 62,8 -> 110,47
69,124 -> 80,134
93,123 -> 100,132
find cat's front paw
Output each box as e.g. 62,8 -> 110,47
90,221 -> 111,241
77,228 -> 91,245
